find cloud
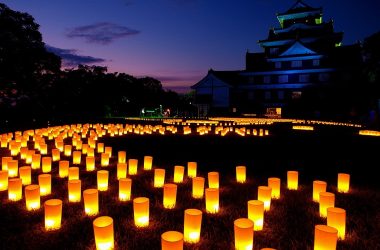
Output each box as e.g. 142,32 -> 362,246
66,22 -> 140,45
46,45 -> 106,67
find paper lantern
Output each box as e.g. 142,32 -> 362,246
154,168 -> 165,188
337,173 -> 350,193
187,162 -> 197,178
73,151 -> 82,165
117,163 -> 127,180
143,156 -> 153,170
68,179 -> 82,202
161,231 -> 183,250
40,144 -> 48,155
97,143 -> 104,153
104,146 -> 112,157
69,167 -> 80,181
163,183 -> 177,209
25,184 -> 40,210
100,153 -> 109,167
319,192 -> 335,218
128,159 -> 138,175
287,171 -> 298,190
192,177 -> 205,199
133,197 -> 149,227
327,207 -> 346,240
1,156 -> 12,171
97,170 -> 109,191
38,174 -> 52,196
236,166 -> 246,183
59,160 -> 69,178
26,150 -> 35,164
56,141 -> 64,152
174,166 -> 185,183
19,166 -> 31,185
44,199 -> 62,231
7,160 -> 18,177
86,156 -> 95,172
313,181 -> 327,202
205,188 -> 219,213
314,225 -> 338,250
261,248 -> 276,250
234,218 -> 254,250
42,157 -> 52,173
52,148 -> 60,162
268,177 -> 281,199
184,209 -> 202,243
31,154 -> 41,170
93,216 -> 114,250
64,145 -> 72,157
118,151 -> 126,164
84,189 -> 99,216
258,186 -> 272,211
119,178 -> 132,201
82,144 -> 89,155
248,200 -> 264,231
0,170 -> 8,191
208,172 -> 219,189
87,148 -> 95,157
8,178 -> 22,201
20,147 -> 28,160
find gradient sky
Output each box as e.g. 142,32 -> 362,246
2,0 -> 380,92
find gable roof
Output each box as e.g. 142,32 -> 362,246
192,70 -> 242,89
279,41 -> 317,57
277,0 -> 321,17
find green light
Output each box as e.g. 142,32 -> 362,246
335,42 -> 342,47
315,17 -> 322,25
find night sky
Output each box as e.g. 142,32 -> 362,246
3,0 -> 379,92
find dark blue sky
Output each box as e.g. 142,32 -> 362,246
3,0 -> 380,92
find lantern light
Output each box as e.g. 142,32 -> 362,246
128,159 -> 138,175
31,154 -> 41,170
52,149 -> 60,162
258,186 -> 272,211
25,184 -> 40,210
86,156 -> 95,172
101,153 -> 109,167
93,216 -> 114,250
268,177 -> 281,199
183,208 -> 202,243
117,163 -> 127,180
187,162 -> 197,178
163,183 -> 177,209
248,200 -> 264,231
314,225 -> 338,250
44,199 -> 63,231
154,168 -> 165,188
319,192 -> 335,218
119,178 -> 132,201
104,146 -> 112,157
236,166 -> 246,183
133,197 -> 149,227
7,160 -> 18,177
19,166 -> 32,185
38,174 -> 52,196
1,156 -> 12,171
0,170 -> 8,191
118,151 -> 126,164
161,231 -> 184,250
64,145 -> 72,157
287,171 -> 298,190
68,179 -> 82,202
208,172 -> 219,189
143,156 -> 153,170
192,177 -> 205,199
205,188 -> 219,214
42,157 -> 52,173
174,166 -> 185,183
234,218 -> 254,250
313,180 -> 327,202
327,207 -> 346,240
97,170 -> 109,191
337,173 -> 350,193
68,167 -> 80,181
8,178 -> 22,201
84,189 -> 99,216
73,151 -> 82,165
59,160 -> 69,178
97,143 -> 104,153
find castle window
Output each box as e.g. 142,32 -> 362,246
265,91 -> 271,100
275,62 -> 282,69
278,91 -> 285,100
291,60 -> 302,68
313,59 -> 320,66
319,73 -> 330,82
278,75 -> 288,83
299,74 -> 310,82
270,48 -> 279,55
264,76 -> 271,84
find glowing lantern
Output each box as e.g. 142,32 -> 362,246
258,186 -> 272,211
133,197 -> 149,227
337,173 -> 350,193
97,170 -> 109,191
174,166 -> 185,183
52,148 -> 60,162
261,248 -> 276,250
187,162 -> 197,178
0,170 -> 8,191
68,179 -> 81,202
86,156 -> 95,171
44,199 -> 62,231
327,207 -> 346,240
205,188 -> 219,213
19,166 -> 31,185
313,181 -> 327,202
208,172 -> 219,189
117,163 -> 127,180
234,218 -> 254,250
314,225 -> 338,250
104,147 -> 112,158
319,192 -> 335,218
69,167 -> 80,181
20,147 -> 28,160
1,156 -> 12,170
161,231 -> 183,250
40,144 -> 48,155
268,177 -> 281,199
8,178 -> 22,201
128,159 -> 138,175
42,157 -> 52,173
97,143 -> 104,153
25,184 -> 40,210
101,153 -> 109,167
118,151 -> 126,164
84,189 -> 99,216
87,148 -> 95,157
82,144 -> 89,155
64,145 -> 72,157
154,168 -> 165,188
32,154 -> 41,170
59,160 -> 69,178
119,178 -> 132,201
7,160 -> 18,177
26,150 -> 34,164
143,156 -> 153,170
192,177 -> 205,199
73,151 -> 82,165
236,166 -> 246,183
248,200 -> 264,231
184,209 -> 202,243
38,174 -> 52,196
163,183 -> 177,209
93,216 -> 114,250
287,171 -> 298,190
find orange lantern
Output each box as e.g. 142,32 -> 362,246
86,156 -> 95,171
287,171 -> 298,190
268,177 -> 281,199
337,173 -> 350,193
184,208 -> 202,243
31,154 -> 41,170
68,179 -> 82,202
161,231 -> 183,250
26,150 -> 35,164
104,146 -> 112,157
64,145 -> 72,157
174,165 -> 185,183
42,157 -> 52,173
117,163 -> 127,180
314,225 -> 338,250
234,218 -> 254,250
87,148 -> 95,157
59,160 -> 69,178
143,156 -> 153,170
236,166 -> 246,183
154,168 -> 165,188
101,153 -> 109,167
118,151 -> 126,164
319,192 -> 335,218
44,199 -> 62,231
205,188 -> 219,214
187,162 -> 197,178
52,148 -> 60,162
25,184 -> 40,210
133,197 -> 149,227
0,170 -> 8,191
313,180 -> 327,202
208,172 -> 219,189
192,177 -> 205,199
327,207 -> 346,240
248,200 -> 264,231
68,167 -> 80,181
119,178 -> 132,201
73,151 -> 82,165
128,159 -> 138,175
97,170 -> 109,191
82,144 -> 89,155
7,160 -> 18,177
1,156 -> 12,171
97,143 -> 104,153
93,216 -> 114,250
19,166 -> 31,185
40,144 -> 48,155
258,186 -> 272,211
163,183 -> 177,209
8,178 -> 22,201
20,147 -> 28,160
84,188 -> 99,216
38,174 -> 52,196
